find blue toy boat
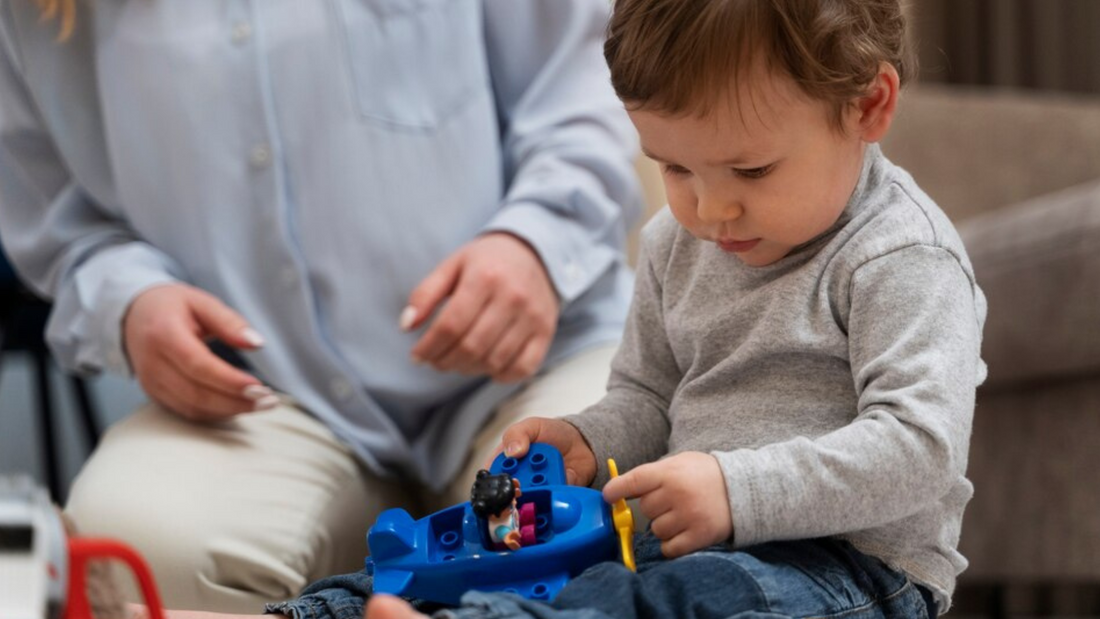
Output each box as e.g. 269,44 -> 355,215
366,444 -> 621,605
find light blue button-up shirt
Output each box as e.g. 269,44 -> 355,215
0,0 -> 641,487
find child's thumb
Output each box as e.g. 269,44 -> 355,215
188,291 -> 265,349
500,418 -> 546,459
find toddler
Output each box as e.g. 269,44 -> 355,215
279,1 -> 987,617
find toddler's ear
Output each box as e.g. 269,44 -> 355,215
855,62 -> 900,143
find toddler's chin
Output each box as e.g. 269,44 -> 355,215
729,243 -> 790,268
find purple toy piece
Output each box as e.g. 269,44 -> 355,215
519,502 -> 538,546
520,501 -> 537,526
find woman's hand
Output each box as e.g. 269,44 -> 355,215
123,284 -> 275,421
603,452 -> 734,558
403,233 -> 559,383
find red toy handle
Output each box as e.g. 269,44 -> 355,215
64,538 -> 167,619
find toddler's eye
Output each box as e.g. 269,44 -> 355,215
662,164 -> 691,177
734,164 -> 774,179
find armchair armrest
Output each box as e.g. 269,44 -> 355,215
958,179 -> 1100,389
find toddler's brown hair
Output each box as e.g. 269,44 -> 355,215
605,0 -> 916,128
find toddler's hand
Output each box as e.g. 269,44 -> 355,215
491,417 -> 598,487
603,452 -> 733,559
124,284 -> 276,421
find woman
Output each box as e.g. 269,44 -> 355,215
0,0 -> 640,611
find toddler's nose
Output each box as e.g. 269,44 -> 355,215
696,193 -> 743,224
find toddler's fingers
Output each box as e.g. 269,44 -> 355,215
638,490 -> 673,522
648,512 -> 687,542
498,418 -> 545,460
603,463 -> 662,504
659,530 -> 702,560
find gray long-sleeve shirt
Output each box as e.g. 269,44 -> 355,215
568,145 -> 987,611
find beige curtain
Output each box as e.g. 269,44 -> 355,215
909,0 -> 1100,94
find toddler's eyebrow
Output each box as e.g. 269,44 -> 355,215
640,147 -> 669,163
642,146 -> 767,167
711,154 -> 771,166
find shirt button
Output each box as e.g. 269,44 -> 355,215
231,22 -> 252,45
250,144 -> 271,169
330,377 -> 354,402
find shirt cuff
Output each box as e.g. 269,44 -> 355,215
483,201 -> 620,306
49,243 -> 181,376
713,449 -> 768,548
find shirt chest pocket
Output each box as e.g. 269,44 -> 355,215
334,0 -> 488,130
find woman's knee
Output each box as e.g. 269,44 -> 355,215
62,402 -> 371,610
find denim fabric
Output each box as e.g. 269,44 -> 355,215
264,570 -> 452,619
265,533 -> 935,619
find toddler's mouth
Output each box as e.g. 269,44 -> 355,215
717,238 -> 761,253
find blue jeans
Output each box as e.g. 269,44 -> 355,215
266,533 -> 936,619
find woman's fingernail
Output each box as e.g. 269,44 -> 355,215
505,443 -> 521,457
253,395 -> 280,411
241,327 -> 266,348
399,306 -> 418,331
243,384 -> 273,400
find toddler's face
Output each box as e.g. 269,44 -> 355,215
630,68 -> 868,267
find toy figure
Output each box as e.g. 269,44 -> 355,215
470,470 -> 536,551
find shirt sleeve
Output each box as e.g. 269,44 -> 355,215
480,0 -> 642,306
716,245 -> 985,547
565,231 -> 680,487
0,11 -> 182,376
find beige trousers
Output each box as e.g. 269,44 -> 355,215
64,345 -> 616,613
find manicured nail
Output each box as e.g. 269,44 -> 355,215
399,306 -> 418,331
242,384 -> 273,400
241,327 -> 266,347
253,395 -> 280,411
505,443 -> 521,457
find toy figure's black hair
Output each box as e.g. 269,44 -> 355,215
470,470 -> 516,518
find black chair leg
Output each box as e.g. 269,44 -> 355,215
32,348 -> 63,501
69,375 -> 101,450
